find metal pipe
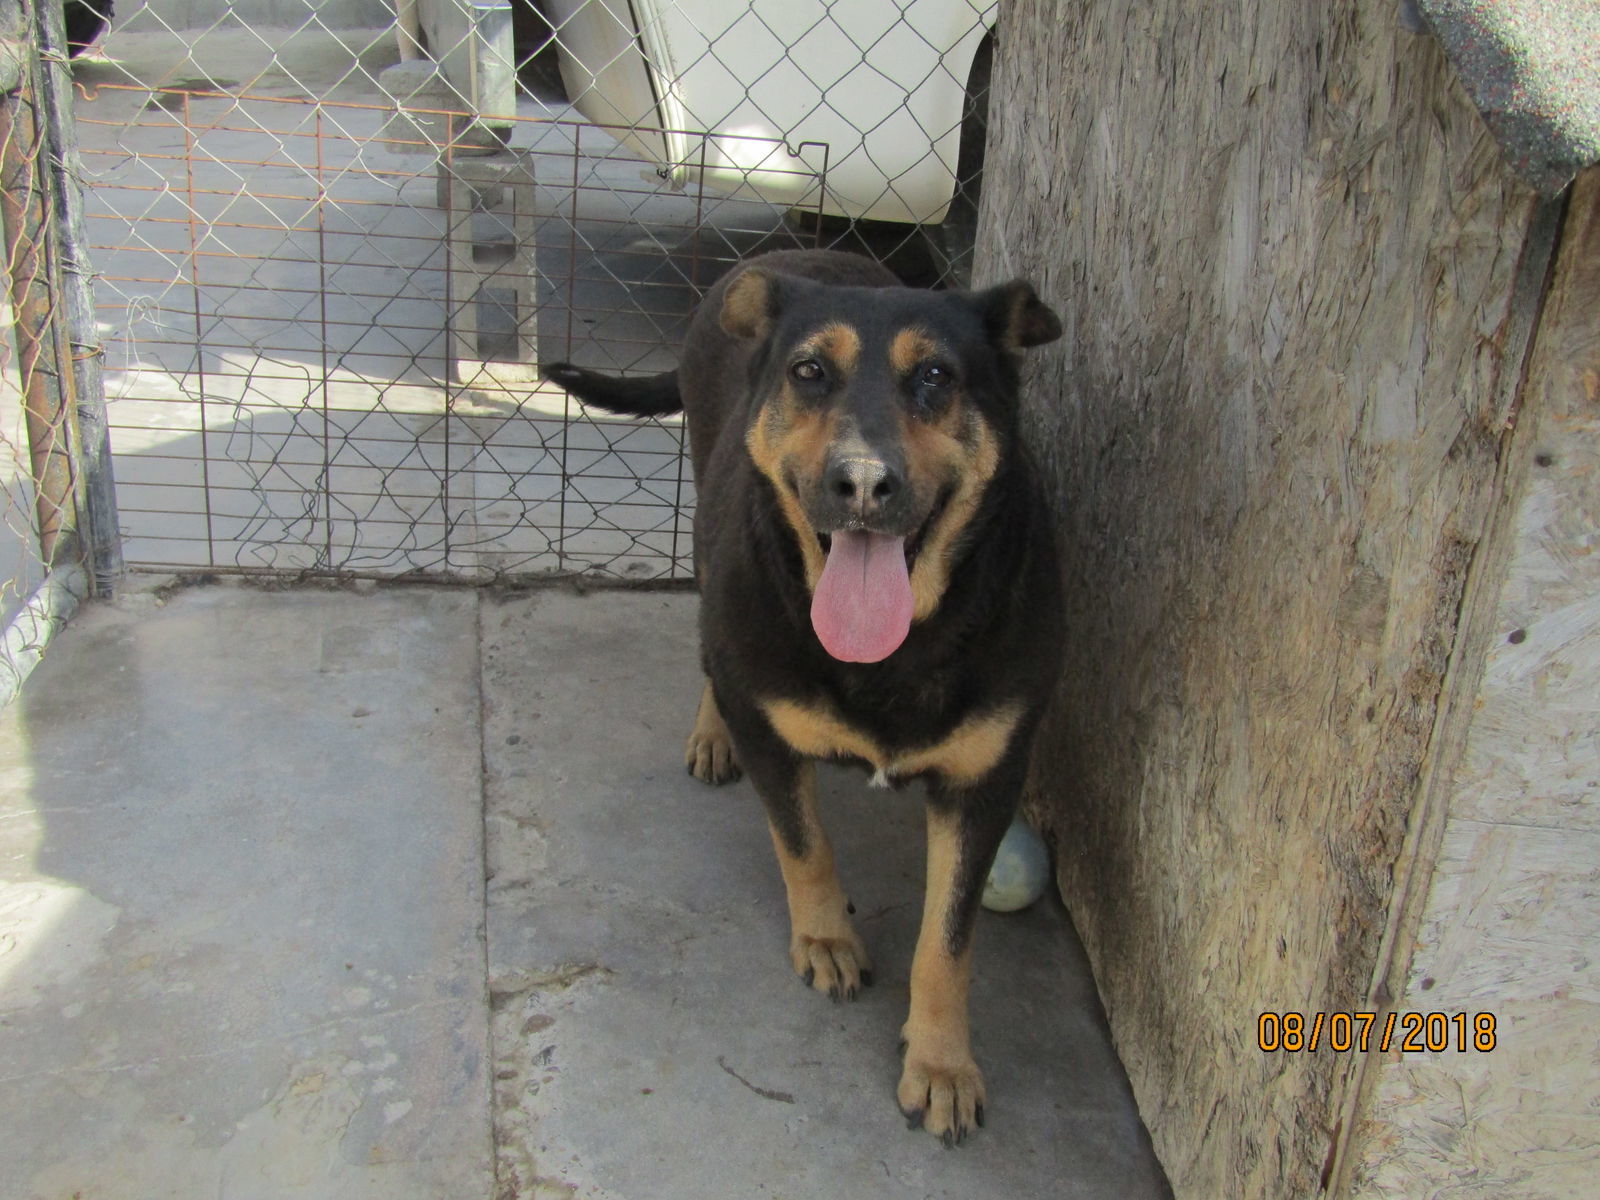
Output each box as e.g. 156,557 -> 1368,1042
31,0 -> 122,592
0,75 -> 76,571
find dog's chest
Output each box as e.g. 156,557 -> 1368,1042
760,693 -> 1021,789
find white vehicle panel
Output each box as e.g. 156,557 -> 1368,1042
550,0 -> 996,225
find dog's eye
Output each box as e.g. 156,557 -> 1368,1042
790,359 -> 825,384
919,364 -> 953,388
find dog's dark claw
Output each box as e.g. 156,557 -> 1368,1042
847,900 -> 856,914
828,984 -> 841,1002
803,967 -> 815,987
975,1103 -> 985,1127
942,1130 -> 955,1149
902,1106 -> 924,1130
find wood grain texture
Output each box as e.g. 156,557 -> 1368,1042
975,2 -> 1544,1195
1345,168 -> 1600,1200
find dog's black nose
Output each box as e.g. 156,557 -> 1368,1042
823,455 -> 903,522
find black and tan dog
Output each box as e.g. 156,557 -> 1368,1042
543,249 -> 1064,1144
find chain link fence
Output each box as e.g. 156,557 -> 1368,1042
61,0 -> 997,583
2,0 -> 117,704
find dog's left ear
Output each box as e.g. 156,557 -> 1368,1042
978,280 -> 1062,351
721,268 -> 780,340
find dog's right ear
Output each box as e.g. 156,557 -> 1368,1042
978,280 -> 1063,351
720,268 -> 778,339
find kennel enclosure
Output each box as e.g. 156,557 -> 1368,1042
3,2 -> 1598,1197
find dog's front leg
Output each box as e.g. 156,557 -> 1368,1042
723,703 -> 872,1000
899,760 -> 1024,1144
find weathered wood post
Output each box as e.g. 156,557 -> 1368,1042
979,1 -> 1597,1194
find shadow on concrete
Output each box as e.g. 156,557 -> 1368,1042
0,582 -> 491,1197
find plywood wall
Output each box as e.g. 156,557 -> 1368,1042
975,2 -> 1547,1195
1344,168 -> 1600,1200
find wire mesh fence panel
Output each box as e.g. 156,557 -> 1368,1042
0,109 -> 48,643
78,88 -> 820,579
0,208 -> 58,697
2,0 -> 110,703
69,0 -> 998,582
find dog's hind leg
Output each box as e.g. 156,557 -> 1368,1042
684,678 -> 742,784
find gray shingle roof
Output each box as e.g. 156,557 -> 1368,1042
1416,0 -> 1600,195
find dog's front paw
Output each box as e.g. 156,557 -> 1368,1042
789,928 -> 872,1002
897,1039 -> 986,1146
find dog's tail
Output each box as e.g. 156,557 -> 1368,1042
540,362 -> 683,417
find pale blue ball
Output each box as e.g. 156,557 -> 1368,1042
982,818 -> 1050,912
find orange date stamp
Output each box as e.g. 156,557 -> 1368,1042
1257,1011 -> 1497,1053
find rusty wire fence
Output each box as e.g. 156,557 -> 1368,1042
79,86 -> 832,579
56,0 -> 997,584
2,0 -> 117,704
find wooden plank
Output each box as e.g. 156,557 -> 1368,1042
975,2 -> 1548,1194
1344,166 -> 1600,1199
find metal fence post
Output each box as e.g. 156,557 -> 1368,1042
0,7 -> 75,573
29,0 -> 122,594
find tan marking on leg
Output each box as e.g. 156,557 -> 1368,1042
684,679 -> 741,784
899,808 -> 985,1143
894,704 -> 1023,787
768,761 -> 871,999
905,412 -> 999,621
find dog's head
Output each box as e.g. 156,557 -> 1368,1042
728,268 -> 1061,663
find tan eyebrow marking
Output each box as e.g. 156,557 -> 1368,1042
798,322 -> 862,373
890,327 -> 941,375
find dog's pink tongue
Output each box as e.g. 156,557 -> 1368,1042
810,531 -> 914,663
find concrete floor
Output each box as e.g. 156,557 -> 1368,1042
1,580 -> 1171,1199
